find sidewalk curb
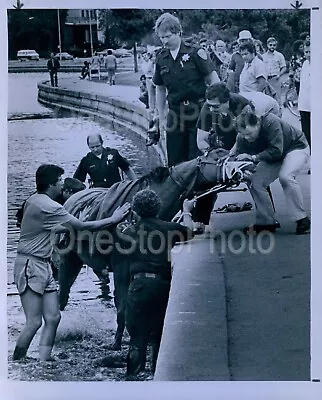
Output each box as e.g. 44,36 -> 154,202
154,238 -> 230,381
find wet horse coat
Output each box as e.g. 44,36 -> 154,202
58,151 -> 253,348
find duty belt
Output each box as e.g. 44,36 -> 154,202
132,272 -> 166,281
170,98 -> 205,108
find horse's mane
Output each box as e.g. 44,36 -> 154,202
137,166 -> 170,186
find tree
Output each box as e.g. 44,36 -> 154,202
8,9 -> 67,59
99,9 -> 161,72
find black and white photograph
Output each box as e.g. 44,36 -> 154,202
1,0 -> 322,398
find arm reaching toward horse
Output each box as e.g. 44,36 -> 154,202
53,203 -> 131,233
181,199 -> 195,231
197,128 -> 211,154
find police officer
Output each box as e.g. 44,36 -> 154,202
73,133 -> 136,188
153,12 -> 220,167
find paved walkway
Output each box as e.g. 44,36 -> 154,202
45,72 -> 144,107
155,174 -> 311,381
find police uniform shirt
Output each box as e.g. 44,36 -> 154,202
118,217 -> 193,281
73,147 -> 130,188
197,93 -> 252,150
153,41 -> 215,107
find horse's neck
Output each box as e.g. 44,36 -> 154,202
171,159 -> 199,187
151,159 -> 199,221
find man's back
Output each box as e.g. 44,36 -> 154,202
119,217 -> 192,280
105,54 -> 116,69
237,113 -> 308,161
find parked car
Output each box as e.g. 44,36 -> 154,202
114,48 -> 132,58
55,52 -> 74,60
17,49 -> 40,61
97,49 -> 115,56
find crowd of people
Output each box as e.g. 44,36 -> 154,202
15,12 -> 311,378
138,23 -> 310,151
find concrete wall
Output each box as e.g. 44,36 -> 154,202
37,81 -> 167,165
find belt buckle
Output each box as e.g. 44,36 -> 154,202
183,100 -> 190,106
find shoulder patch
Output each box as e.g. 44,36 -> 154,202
197,49 -> 208,60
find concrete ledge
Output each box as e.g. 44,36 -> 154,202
8,65 -> 133,73
154,238 -> 230,381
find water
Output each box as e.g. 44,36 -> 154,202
7,73 -> 153,283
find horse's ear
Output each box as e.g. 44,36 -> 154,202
151,166 -> 170,183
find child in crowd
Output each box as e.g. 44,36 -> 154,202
80,61 -> 90,79
139,74 -> 149,108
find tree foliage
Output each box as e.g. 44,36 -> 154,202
99,8 -> 309,59
8,8 -> 310,61
8,9 -> 67,58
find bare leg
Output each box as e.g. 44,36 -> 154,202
13,288 -> 43,360
39,291 -> 61,361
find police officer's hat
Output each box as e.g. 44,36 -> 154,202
63,177 -> 86,193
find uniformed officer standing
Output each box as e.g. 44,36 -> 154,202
153,12 -> 220,167
73,133 -> 137,188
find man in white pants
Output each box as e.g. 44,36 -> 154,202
232,108 -> 310,234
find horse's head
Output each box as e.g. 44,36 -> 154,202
195,149 -> 256,189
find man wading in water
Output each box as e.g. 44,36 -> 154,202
13,164 -> 130,361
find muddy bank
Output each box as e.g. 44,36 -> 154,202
7,269 -> 153,382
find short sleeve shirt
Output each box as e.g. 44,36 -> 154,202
73,147 -> 130,188
105,54 -> 117,69
117,217 -> 193,281
239,56 -> 267,93
17,193 -> 73,258
262,50 -> 286,77
240,91 -> 280,117
153,41 -> 215,106
197,94 -> 252,150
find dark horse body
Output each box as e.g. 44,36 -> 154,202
58,151 -> 253,349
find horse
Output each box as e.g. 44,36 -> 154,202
57,149 -> 255,349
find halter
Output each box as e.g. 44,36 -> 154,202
169,154 -> 253,204
169,160 -> 200,201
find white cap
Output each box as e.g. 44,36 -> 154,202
238,30 -> 252,41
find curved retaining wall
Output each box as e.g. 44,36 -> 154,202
37,81 -> 167,165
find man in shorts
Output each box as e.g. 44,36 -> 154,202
13,164 -> 130,361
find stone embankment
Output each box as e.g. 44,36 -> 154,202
37,77 -> 167,165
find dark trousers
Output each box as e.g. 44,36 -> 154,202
167,102 -> 215,224
166,103 -> 202,167
193,193 -> 217,225
49,71 -> 58,87
125,277 -> 170,375
300,111 -> 311,150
